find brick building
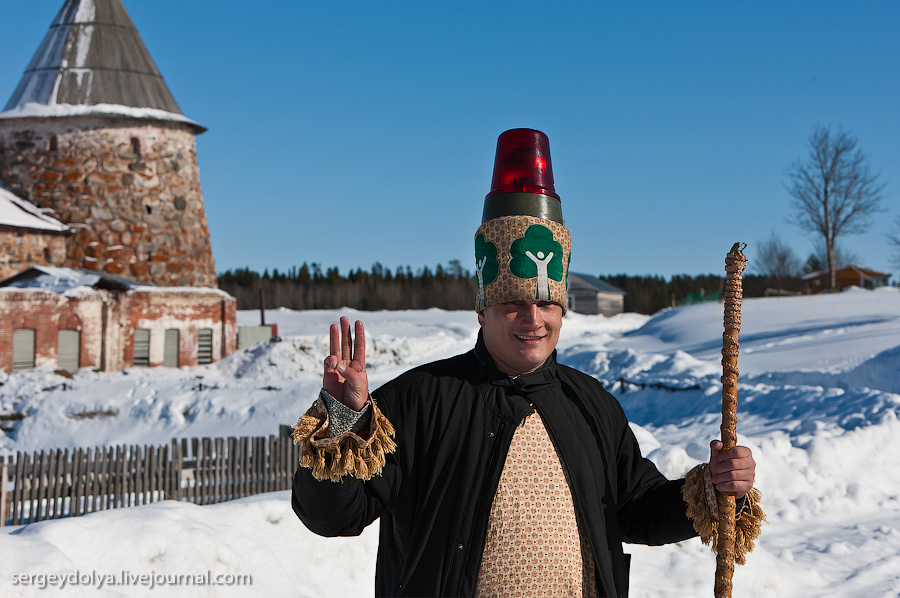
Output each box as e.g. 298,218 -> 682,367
0,267 -> 236,373
0,182 -> 72,279
0,0 -> 238,373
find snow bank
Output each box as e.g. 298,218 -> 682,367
2,290 -> 899,597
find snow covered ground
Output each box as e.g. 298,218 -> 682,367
2,287 -> 900,597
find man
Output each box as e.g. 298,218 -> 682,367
292,129 -> 760,597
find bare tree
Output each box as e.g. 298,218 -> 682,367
753,232 -> 800,279
801,239 -> 858,275
889,215 -> 900,271
785,126 -> 885,290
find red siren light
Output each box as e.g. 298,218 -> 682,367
486,128 -> 558,200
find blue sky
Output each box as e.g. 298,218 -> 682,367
2,1 -> 899,280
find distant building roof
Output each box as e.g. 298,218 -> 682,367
0,183 -> 71,233
0,266 -> 233,298
0,0 -> 203,132
0,265 -> 145,293
801,265 -> 890,281
569,272 -> 626,295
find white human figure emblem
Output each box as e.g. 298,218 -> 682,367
476,255 -> 488,308
525,250 -> 554,301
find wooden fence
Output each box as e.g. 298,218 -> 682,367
0,426 -> 299,526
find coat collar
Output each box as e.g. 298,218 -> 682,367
473,329 -> 558,393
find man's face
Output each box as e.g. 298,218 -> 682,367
478,300 -> 563,377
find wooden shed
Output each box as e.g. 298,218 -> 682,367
567,273 -> 626,316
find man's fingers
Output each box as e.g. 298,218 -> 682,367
709,442 -> 756,497
710,441 -> 752,464
715,446 -> 752,464
710,459 -> 754,496
322,317 -> 369,410
328,323 -> 340,366
712,466 -> 754,483
354,320 -> 366,368
340,316 -> 352,361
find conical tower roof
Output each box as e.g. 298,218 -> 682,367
0,0 -> 202,131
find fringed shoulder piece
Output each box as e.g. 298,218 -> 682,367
292,393 -> 397,482
683,463 -> 765,565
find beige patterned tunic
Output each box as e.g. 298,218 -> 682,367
476,412 -> 597,597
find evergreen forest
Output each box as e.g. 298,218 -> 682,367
218,261 -> 806,315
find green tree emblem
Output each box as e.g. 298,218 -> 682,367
475,234 -> 499,307
510,225 -> 564,300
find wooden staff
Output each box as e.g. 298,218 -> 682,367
715,242 -> 747,598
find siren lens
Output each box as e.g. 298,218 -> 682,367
486,128 -> 558,200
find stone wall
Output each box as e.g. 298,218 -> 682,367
0,116 -> 217,287
0,228 -> 69,281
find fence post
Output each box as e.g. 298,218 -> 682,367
161,444 -> 171,501
2,427 -> 309,523
172,439 -> 183,502
113,445 -> 124,509
213,438 -> 224,504
72,448 -> 83,517
227,437 -> 237,502
267,435 -> 276,493
84,448 -> 95,515
36,450 -> 49,522
140,444 -> 149,506
1,458 -> 8,527
240,437 -> 250,499
54,448 -> 67,519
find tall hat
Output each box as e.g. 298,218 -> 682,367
475,128 -> 572,313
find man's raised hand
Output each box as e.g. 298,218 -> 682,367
323,317 -> 369,411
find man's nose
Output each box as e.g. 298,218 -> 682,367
521,303 -> 543,327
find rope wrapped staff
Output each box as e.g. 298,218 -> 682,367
683,243 -> 763,596
715,242 -> 747,598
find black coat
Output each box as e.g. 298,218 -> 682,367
292,334 -> 697,597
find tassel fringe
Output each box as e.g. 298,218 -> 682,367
683,463 -> 765,565
292,397 -> 397,482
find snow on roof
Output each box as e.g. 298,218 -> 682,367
569,272 -> 626,295
801,264 -> 891,281
127,284 -> 234,299
0,266 -> 107,297
0,184 -> 71,233
0,266 -> 232,298
0,102 -> 203,130
0,0 -> 204,133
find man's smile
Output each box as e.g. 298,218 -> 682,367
478,300 -> 563,376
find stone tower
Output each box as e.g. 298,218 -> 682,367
0,0 -> 217,287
